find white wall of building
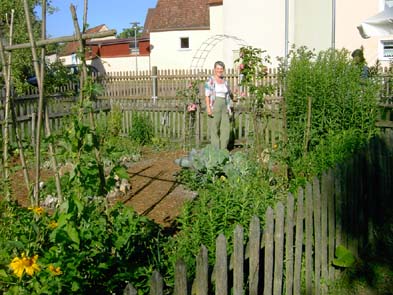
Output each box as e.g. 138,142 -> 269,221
223,0 -> 286,67
336,1 -> 380,66
150,29 -> 224,69
293,0 -> 332,51
91,56 -> 151,73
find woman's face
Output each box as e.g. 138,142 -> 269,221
214,65 -> 225,78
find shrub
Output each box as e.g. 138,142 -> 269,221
129,113 -> 154,145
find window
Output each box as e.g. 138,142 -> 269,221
129,41 -> 139,54
180,37 -> 189,49
382,40 -> 393,59
386,0 -> 393,8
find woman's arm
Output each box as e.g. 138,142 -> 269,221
205,95 -> 212,116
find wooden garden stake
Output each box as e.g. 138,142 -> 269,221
6,10 -> 31,193
24,0 -> 62,205
0,22 -> 12,200
40,0 -> 63,203
70,3 -> 106,195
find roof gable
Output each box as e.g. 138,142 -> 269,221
143,0 -> 210,34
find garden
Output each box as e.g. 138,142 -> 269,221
1,3 -> 393,294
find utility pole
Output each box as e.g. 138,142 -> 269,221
130,21 -> 139,72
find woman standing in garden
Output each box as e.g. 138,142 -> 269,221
205,61 -> 233,150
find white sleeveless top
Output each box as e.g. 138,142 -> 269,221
214,83 -> 228,98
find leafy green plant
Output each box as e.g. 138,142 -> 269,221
333,245 -> 356,268
129,113 -> 154,145
0,198 -> 164,294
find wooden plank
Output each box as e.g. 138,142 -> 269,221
123,283 -> 138,295
313,177 -> 321,295
174,259 -> 187,295
150,270 -> 163,295
293,188 -> 304,295
285,194 -> 295,295
273,202 -> 285,295
233,224 -> 244,295
321,172 -> 329,293
249,215 -> 261,295
215,234 -> 228,295
264,207 -> 274,295
193,245 -> 208,295
334,164 -> 343,250
327,168 -> 336,282
305,183 -> 313,295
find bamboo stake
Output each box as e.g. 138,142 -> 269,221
23,0 -> 45,204
40,0 -> 63,203
0,22 -> 12,200
70,3 -> 106,195
4,30 -> 116,51
6,10 -> 31,193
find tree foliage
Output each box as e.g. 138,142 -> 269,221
0,1 -> 54,92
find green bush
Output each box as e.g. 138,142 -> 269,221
0,199 -> 164,294
281,47 -> 379,180
129,113 -> 154,145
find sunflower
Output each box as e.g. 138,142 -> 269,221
48,264 -> 62,276
9,253 -> 40,278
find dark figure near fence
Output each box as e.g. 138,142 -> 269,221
351,48 -> 369,79
205,61 -> 233,150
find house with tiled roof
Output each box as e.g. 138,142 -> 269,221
59,24 -> 115,65
143,0 -> 385,70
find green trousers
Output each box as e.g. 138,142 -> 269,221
209,97 -> 230,149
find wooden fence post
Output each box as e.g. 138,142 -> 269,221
193,245 -> 208,295
273,202 -> 285,295
152,66 -> 158,103
233,224 -> 244,295
293,188 -> 304,295
264,207 -> 274,295
285,194 -> 295,295
215,234 -> 228,295
249,216 -> 261,295
150,270 -> 163,295
174,259 -> 187,295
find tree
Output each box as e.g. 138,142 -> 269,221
117,26 -> 143,39
0,0 -> 53,92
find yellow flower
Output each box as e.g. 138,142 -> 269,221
48,220 -> 58,229
273,144 -> 278,149
28,207 -> 44,215
48,264 -> 62,276
220,175 -> 227,182
9,253 -> 40,278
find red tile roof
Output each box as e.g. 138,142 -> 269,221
60,24 -> 109,56
143,0 -> 210,36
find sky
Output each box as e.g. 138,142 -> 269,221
44,0 -> 158,38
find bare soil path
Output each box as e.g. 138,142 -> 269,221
9,148 -> 196,229
121,149 -> 196,228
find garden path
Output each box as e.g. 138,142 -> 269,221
10,149 -> 196,229
121,149 -> 196,228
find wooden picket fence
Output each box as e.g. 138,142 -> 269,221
9,67 -> 282,100
0,94 -> 285,150
123,129 -> 393,294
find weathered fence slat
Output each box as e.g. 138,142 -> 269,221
273,202 -> 285,295
293,188 -> 304,295
313,177 -> 321,295
174,259 -> 187,295
305,183 -> 313,295
285,194 -> 295,295
264,207 -> 274,295
214,234 -> 228,295
193,245 -> 208,295
321,172 -> 329,294
150,270 -> 163,295
233,224 -> 244,295
123,283 -> 138,295
249,215 -> 261,295
327,168 -> 336,282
